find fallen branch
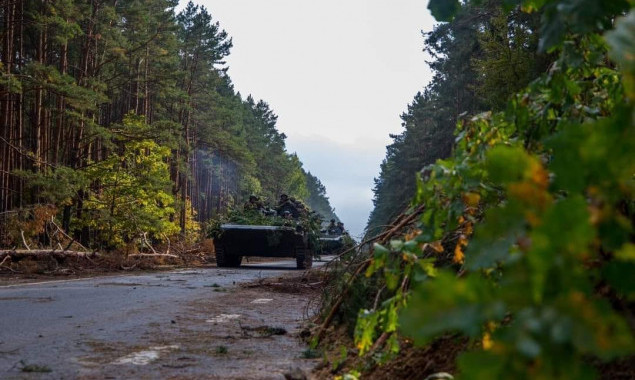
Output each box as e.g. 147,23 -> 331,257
164,234 -> 171,255
121,263 -> 138,271
326,204 -> 425,265
127,253 -> 179,259
316,258 -> 371,342
49,220 -> 89,252
0,250 -> 97,259
142,232 -> 157,254
181,248 -> 203,255
0,255 -> 19,273
378,204 -> 426,245
0,255 -> 10,266
316,204 -> 425,343
370,331 -> 390,352
0,255 -> 11,268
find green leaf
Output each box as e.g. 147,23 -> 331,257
456,350 -> 505,380
603,261 -> 635,299
354,309 -> 379,355
373,243 -> 389,257
516,336 -> 541,358
598,215 -> 633,252
385,267 -> 400,291
485,145 -> 531,185
403,239 -> 419,253
366,243 -> 390,277
400,271 -> 506,344
389,239 -> 403,251
527,196 -> 594,302
384,300 -> 399,333
563,77 -> 582,96
465,202 -> 525,270
615,244 -> 635,261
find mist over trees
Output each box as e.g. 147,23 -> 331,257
0,0 -> 337,249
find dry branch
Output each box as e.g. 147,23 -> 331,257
0,250 -> 97,259
0,255 -> 11,267
127,253 -> 179,259
142,232 -> 157,254
49,220 -> 89,252
0,255 -> 18,273
20,230 -> 31,250
316,204 -> 425,343
316,258 -> 371,342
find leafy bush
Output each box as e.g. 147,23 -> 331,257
351,1 -> 635,378
80,115 -> 180,248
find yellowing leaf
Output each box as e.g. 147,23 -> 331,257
482,332 -> 494,350
508,182 -> 551,208
524,210 -> 541,227
454,235 -> 468,264
404,229 -> 422,241
430,241 -> 444,253
588,205 -> 602,225
464,221 -> 474,236
462,192 -> 481,207
615,244 -> 635,261
454,244 -> 465,264
528,160 -> 549,189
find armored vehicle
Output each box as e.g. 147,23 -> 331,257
318,234 -> 346,255
214,223 -> 313,269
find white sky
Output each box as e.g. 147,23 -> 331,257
183,0 -> 436,239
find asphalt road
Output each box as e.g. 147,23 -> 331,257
0,258 -> 330,379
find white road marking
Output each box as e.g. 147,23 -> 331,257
206,313 -> 241,323
251,298 -> 273,304
112,345 -> 180,365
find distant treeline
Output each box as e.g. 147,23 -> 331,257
0,0 -> 336,249
366,1 -> 551,235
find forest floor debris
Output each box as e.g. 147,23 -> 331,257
0,241 -> 211,282
311,328 -> 466,380
0,238 -> 287,286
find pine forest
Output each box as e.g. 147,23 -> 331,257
0,0 -> 337,251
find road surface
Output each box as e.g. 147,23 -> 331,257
0,259 -> 329,379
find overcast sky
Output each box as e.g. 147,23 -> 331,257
182,0 -> 436,239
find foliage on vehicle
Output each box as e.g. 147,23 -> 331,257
207,206 -> 322,243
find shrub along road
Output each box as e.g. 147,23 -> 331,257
0,259 -> 329,379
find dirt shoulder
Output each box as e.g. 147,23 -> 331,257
0,245 -> 288,287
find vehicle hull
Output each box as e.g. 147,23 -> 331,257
214,224 -> 313,269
